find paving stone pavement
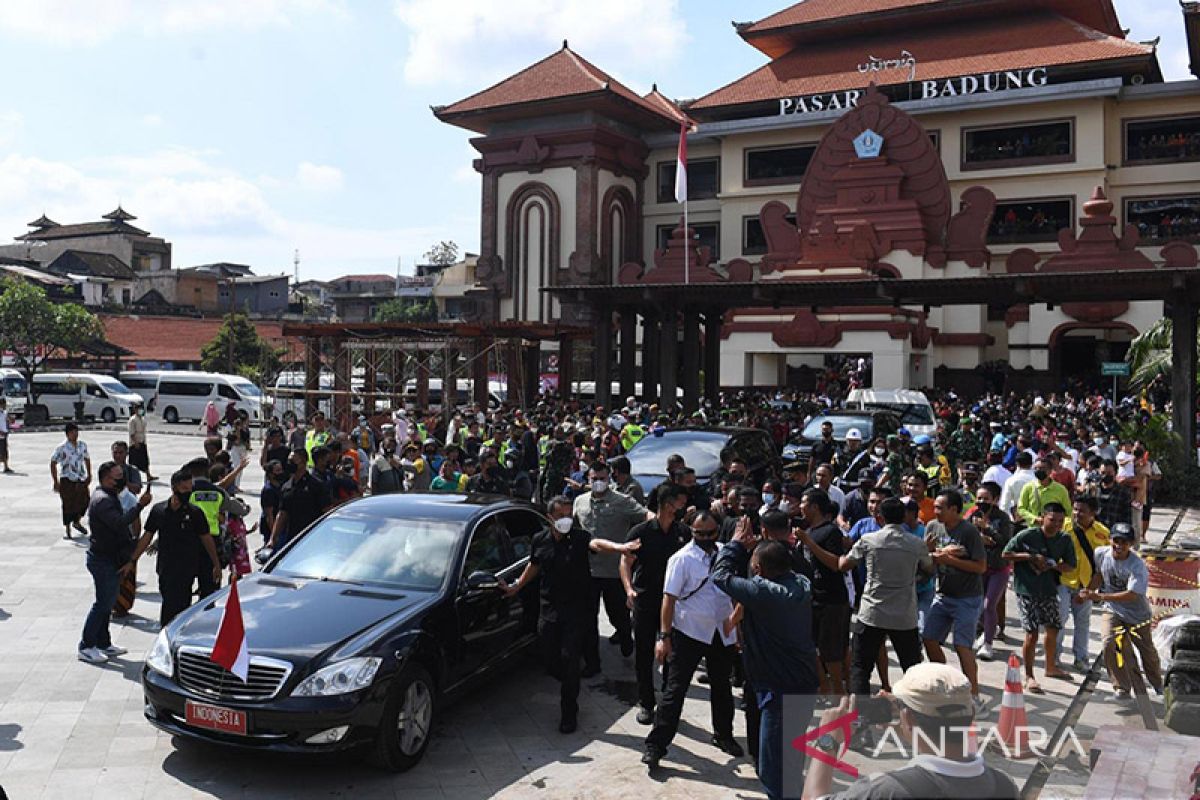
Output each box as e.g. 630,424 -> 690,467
0,428 -> 1192,799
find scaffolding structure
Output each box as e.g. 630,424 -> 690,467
280,321 -> 591,430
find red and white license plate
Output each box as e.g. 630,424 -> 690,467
185,700 -> 247,735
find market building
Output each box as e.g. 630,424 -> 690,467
435,0 -> 1200,393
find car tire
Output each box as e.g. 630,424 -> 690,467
164,407 -> 179,424
368,662 -> 436,772
101,408 -> 116,423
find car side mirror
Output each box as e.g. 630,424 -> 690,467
465,571 -> 500,592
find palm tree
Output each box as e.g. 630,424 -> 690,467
1126,318 -> 1176,390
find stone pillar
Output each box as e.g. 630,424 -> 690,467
572,158 -> 601,284
619,311 -> 638,402
472,339 -> 490,408
659,311 -> 678,412
594,307 -> 614,410
505,341 -> 522,408
1172,301 -> 1197,465
332,337 -> 350,432
303,335 -> 321,421
681,310 -> 700,413
558,335 -> 575,398
523,342 -> 540,405
415,351 -> 430,411
704,311 -> 722,402
641,313 -> 660,404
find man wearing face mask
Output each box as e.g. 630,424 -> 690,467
129,470 -> 220,627
1095,458 -> 1133,531
643,510 -> 741,769
502,496 -> 639,734
621,484 -> 692,725
78,461 -> 153,664
466,451 -> 511,495
1016,458 -> 1073,528
127,402 -> 154,481
574,462 -> 652,674
968,482 -> 1013,661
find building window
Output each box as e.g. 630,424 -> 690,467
744,145 -> 816,186
1125,195 -> 1200,244
1124,116 -> 1200,165
962,119 -> 1073,170
656,157 -> 719,203
988,197 -> 1074,244
269,290 -> 280,298
656,222 -> 719,260
743,213 -> 796,255
927,130 -> 941,154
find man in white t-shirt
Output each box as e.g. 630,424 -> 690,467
999,451 -> 1035,522
981,450 -> 1012,492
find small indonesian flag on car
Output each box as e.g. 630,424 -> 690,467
210,578 -> 249,682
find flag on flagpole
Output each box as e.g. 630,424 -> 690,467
210,578 -> 249,682
674,121 -> 688,204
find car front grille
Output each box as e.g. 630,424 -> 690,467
176,647 -> 292,701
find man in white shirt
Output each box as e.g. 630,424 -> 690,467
999,451 -> 1035,523
643,510 -> 742,769
981,450 -> 1012,492
813,463 -> 846,514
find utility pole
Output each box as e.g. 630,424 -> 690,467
227,277 -> 235,374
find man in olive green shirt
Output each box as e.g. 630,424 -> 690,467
1016,458 -> 1072,527
1003,502 -> 1076,694
573,462 -> 652,673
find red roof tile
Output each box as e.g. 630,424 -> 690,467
745,0 -> 941,34
436,45 -> 681,131
100,314 -> 297,364
692,13 -> 1151,111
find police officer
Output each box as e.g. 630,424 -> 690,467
129,470 -> 221,626
502,495 -> 639,733
184,457 -> 225,598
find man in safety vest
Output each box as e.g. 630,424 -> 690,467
305,412 -> 332,467
184,457 -> 226,599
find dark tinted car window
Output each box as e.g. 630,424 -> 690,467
801,416 -> 875,440
463,521 -> 511,577
500,509 -> 546,562
627,432 -> 728,477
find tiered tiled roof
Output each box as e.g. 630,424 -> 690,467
691,13 -> 1153,112
435,43 -> 683,133
737,0 -> 1124,58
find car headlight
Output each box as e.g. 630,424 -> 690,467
146,629 -> 173,677
292,657 -> 381,697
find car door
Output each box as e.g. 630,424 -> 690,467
497,509 -> 547,638
452,516 -> 523,681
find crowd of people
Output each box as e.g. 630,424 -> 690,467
41,383 -> 1174,799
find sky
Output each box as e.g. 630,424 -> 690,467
0,0 -> 1191,282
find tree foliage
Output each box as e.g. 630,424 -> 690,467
423,241 -> 460,267
200,313 -> 285,386
374,298 -> 438,323
1125,317 -> 1175,390
0,278 -> 104,399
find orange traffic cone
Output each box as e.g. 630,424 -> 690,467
990,654 -> 1034,758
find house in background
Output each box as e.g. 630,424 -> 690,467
219,273 -> 291,315
46,250 -> 137,307
430,254 -> 478,321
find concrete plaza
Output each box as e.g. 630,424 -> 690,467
0,428 -> 1190,799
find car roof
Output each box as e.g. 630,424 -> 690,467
814,410 -> 894,418
335,492 -> 540,523
846,389 -> 930,404
640,426 -> 764,437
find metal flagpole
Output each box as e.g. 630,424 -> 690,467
684,196 -> 689,285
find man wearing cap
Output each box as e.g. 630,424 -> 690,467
833,428 -> 870,487
1054,496 -> 1109,673
1003,501 -> 1076,693
803,664 -> 1019,799
1081,522 -> 1162,702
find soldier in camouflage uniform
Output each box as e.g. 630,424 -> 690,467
877,434 -> 910,494
539,425 -> 576,504
947,417 -> 987,481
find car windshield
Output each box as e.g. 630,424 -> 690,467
802,417 -> 874,440
231,380 -> 263,398
3,376 -> 26,397
97,378 -> 134,396
627,432 -> 727,477
863,402 -> 935,425
272,513 -> 460,591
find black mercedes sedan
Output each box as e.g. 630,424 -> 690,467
142,493 -> 545,771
